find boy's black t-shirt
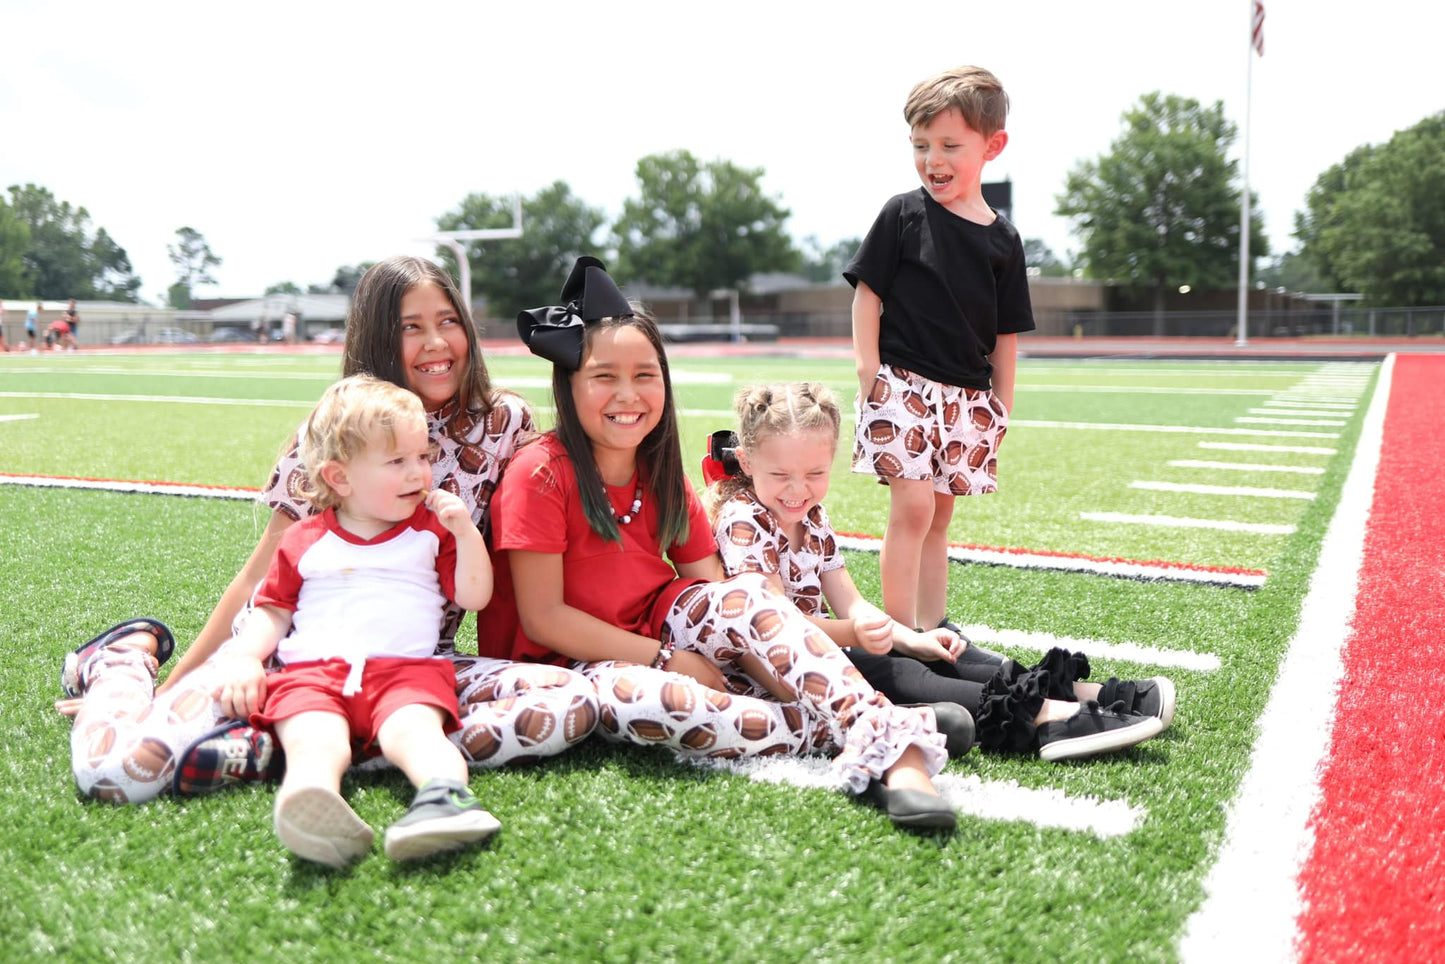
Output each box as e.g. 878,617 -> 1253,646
845,188 -> 1035,391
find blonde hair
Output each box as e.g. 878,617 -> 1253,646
298,374 -> 427,510
903,65 -> 1009,137
702,382 -> 842,521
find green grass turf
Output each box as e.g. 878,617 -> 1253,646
0,350 -> 1374,961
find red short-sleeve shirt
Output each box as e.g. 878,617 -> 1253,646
489,434 -> 718,663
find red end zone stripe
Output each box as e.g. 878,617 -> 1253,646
835,531 -> 1267,588
1296,354 -> 1445,961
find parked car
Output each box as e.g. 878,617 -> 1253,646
311,328 -> 346,344
153,328 -> 199,344
208,327 -> 256,343
110,329 -> 145,345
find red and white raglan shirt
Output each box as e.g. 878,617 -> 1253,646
712,488 -> 844,617
260,393 -> 534,655
254,504 -> 457,688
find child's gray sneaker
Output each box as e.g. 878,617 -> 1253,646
383,779 -> 500,862
273,787 -> 374,868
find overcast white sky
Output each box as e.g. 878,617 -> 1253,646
4,0 -> 1439,302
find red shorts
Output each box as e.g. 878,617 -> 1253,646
252,657 -> 461,753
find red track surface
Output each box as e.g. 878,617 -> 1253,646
1295,354 -> 1445,962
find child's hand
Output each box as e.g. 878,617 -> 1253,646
850,604 -> 894,655
214,656 -> 269,720
660,650 -> 731,693
426,488 -> 477,536
893,627 -> 964,663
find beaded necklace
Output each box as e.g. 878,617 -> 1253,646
611,483 -> 644,525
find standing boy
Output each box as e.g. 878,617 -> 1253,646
847,65 -> 1033,639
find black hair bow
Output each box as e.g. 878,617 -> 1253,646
516,256 -> 633,370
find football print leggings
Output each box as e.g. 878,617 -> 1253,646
577,572 -> 946,794
69,631 -> 598,804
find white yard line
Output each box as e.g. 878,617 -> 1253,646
1018,420 -> 1339,439
692,755 -> 1146,839
1178,354 -> 1393,963
954,623 -> 1222,673
1081,512 -> 1296,535
1263,401 -> 1356,410
0,391 -> 312,408
1130,481 -> 1316,500
1169,460 -> 1325,476
1235,416 -> 1347,427
1199,441 -> 1336,455
1249,408 -> 1353,418
0,413 -> 39,423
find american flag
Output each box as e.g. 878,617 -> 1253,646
1252,1 -> 1266,56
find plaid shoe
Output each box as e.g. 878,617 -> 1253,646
174,722 -> 283,796
61,618 -> 175,699
383,778 -> 500,861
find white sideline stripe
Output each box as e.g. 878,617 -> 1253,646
1130,480 -> 1316,500
0,391 -> 312,408
1264,401 -> 1356,410
0,474 -> 257,500
1236,416 -> 1346,427
1170,460 -> 1325,476
1018,420 -> 1339,439
955,624 -> 1222,673
1025,385 -> 1277,396
1081,512 -> 1296,535
1,366 -> 331,380
1199,441 -> 1336,455
832,533 -> 1267,588
1274,396 -> 1359,404
0,413 -> 38,423
1179,354 -> 1393,963
692,755 -> 1144,839
1249,408 -> 1352,418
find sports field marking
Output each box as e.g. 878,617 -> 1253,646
1169,460 -> 1325,476
1019,420 -> 1340,439
1248,408 -> 1353,418
1198,441 -> 1336,455
1129,481 -> 1316,500
1273,395 -> 1360,404
0,413 -> 38,423
1024,385 -> 1278,396
1081,512 -> 1297,536
0,473 -> 258,500
956,623 -> 1222,673
694,755 -> 1145,839
1178,354 -> 1393,963
0,391 -> 312,408
0,366 -> 333,381
833,532 -> 1267,588
1235,416 -> 1348,427
1262,400 -> 1356,410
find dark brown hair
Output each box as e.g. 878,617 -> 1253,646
341,256 -> 494,439
550,303 -> 689,547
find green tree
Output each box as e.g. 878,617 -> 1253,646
7,183 -> 142,301
1055,93 -> 1268,330
167,227 -> 222,308
612,150 -> 800,297
1258,250 -> 1334,293
0,196 -> 30,295
330,262 -> 376,296
266,281 -> 303,296
436,181 -> 606,316
1296,112 -> 1445,306
800,235 -> 861,283
1023,238 -> 1071,277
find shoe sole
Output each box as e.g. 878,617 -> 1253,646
383,809 -> 501,862
274,787 -> 374,868
1039,714 -> 1165,762
1148,676 -> 1177,730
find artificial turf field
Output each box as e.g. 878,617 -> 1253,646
0,347 -> 1382,961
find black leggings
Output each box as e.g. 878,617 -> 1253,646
845,651 -> 991,716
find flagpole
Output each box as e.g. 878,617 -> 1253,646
1235,0 -> 1256,347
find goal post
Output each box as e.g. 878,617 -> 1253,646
417,195 -> 523,320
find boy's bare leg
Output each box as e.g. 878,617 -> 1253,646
880,478 -> 936,629
272,712 -> 373,867
916,491 -> 956,629
377,704 -> 466,787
